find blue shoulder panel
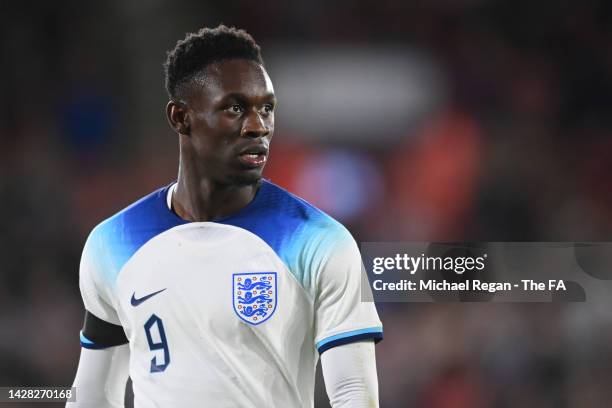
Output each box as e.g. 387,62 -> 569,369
217,180 -> 351,292
87,185 -> 187,285
87,180 -> 349,290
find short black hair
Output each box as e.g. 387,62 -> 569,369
164,25 -> 263,100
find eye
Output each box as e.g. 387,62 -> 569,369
226,104 -> 244,114
261,104 -> 274,114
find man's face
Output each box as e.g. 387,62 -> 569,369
184,59 -> 276,186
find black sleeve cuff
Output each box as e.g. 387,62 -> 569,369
317,328 -> 383,354
80,311 -> 128,349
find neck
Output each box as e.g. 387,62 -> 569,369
172,150 -> 260,222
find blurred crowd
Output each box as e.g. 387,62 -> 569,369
1,1 -> 611,407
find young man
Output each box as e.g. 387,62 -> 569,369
68,25 -> 383,408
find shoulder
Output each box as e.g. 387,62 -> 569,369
87,184 -> 172,247
83,184 -> 183,285
265,181 -> 346,226
225,179 -> 354,251
222,180 -> 357,291
266,181 -> 355,252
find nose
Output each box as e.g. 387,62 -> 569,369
241,109 -> 270,139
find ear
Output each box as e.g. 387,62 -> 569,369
166,100 -> 191,135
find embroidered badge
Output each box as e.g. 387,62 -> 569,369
233,272 -> 277,325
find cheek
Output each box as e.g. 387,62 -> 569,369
192,117 -> 236,151
265,116 -> 275,134
215,116 -> 242,137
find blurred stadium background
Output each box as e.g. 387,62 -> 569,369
1,0 -> 612,407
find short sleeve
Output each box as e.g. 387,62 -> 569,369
313,230 -> 383,354
79,230 -> 122,326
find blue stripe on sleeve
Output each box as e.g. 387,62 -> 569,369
80,331 -> 110,350
316,327 -> 384,354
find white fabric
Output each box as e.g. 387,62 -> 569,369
166,182 -> 380,350
81,222 -> 380,407
66,345 -> 130,408
166,183 -> 176,210
77,180 -> 382,407
313,235 -> 380,348
79,235 -> 122,325
321,341 -> 379,408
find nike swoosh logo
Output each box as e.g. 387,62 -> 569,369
131,288 -> 166,306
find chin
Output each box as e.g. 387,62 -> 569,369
227,170 -> 263,186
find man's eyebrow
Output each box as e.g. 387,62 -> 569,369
218,92 -> 276,103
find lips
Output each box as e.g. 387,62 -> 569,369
237,144 -> 268,168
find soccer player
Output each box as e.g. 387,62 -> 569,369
67,25 -> 383,408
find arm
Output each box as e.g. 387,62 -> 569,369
66,343 -> 129,408
312,226 -> 383,407
67,312 -> 130,408
321,341 -> 379,408
70,229 -> 130,407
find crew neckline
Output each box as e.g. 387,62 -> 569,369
164,180 -> 268,223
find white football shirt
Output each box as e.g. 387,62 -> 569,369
79,180 -> 383,407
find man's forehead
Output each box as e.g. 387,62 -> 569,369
193,59 -> 274,99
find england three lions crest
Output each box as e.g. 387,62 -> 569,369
233,272 -> 277,325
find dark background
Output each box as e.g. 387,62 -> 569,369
1,1 -> 612,407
